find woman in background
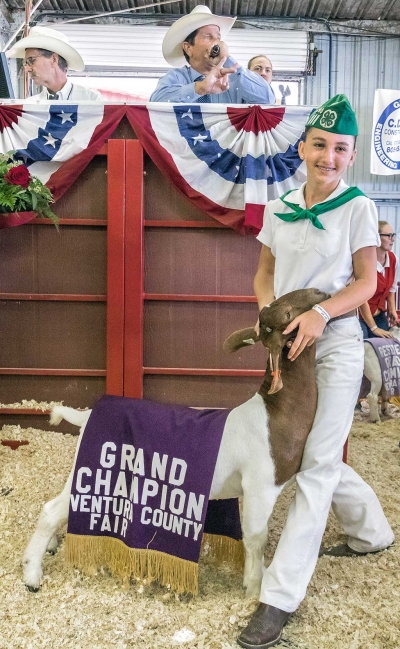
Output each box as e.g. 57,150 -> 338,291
247,55 -> 273,85
358,220 -> 399,338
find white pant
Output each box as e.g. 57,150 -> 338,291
260,317 -> 394,612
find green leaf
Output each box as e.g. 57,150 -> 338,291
30,191 -> 38,210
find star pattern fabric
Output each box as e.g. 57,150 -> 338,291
0,102 -> 312,234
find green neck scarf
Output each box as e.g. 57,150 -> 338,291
274,186 -> 366,230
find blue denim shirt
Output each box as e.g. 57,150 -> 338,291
150,57 -> 276,104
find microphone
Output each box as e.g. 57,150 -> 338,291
209,44 -> 220,58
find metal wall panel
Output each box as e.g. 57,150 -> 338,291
305,33 -> 400,194
305,33 -> 400,257
51,24 -> 308,73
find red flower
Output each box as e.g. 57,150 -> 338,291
4,165 -> 31,189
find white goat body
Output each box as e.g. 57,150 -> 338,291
23,396 -> 281,597
363,326 -> 400,422
22,288 -> 329,597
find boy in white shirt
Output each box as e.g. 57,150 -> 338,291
238,95 -> 394,649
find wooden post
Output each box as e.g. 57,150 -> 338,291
106,140 -> 126,396
123,140 -> 144,398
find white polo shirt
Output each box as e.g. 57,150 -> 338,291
26,79 -> 103,102
257,180 -> 380,300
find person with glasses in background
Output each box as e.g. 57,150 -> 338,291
358,221 -> 400,338
6,26 -> 102,101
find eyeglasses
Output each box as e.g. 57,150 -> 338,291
22,55 -> 44,67
380,233 -> 396,240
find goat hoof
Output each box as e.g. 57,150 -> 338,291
23,563 -> 42,591
244,581 -> 261,599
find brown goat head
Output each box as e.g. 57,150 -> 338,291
223,288 -> 330,394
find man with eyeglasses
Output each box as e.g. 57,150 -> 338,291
358,220 -> 400,338
6,26 -> 102,101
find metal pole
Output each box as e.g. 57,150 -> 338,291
2,0 -> 46,52
24,0 -> 33,98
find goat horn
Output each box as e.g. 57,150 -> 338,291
223,328 -> 260,353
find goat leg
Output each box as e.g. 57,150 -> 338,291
46,534 -> 59,554
241,482 -> 283,598
23,470 -> 73,591
23,406 -> 89,591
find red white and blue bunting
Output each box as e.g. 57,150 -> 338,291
0,102 -> 313,233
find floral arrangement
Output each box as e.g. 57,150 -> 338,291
0,152 -> 58,226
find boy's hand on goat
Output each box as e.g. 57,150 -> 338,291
283,310 -> 326,361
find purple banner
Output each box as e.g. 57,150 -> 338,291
364,337 -> 400,397
67,395 -> 236,563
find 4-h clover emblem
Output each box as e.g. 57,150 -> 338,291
320,109 -> 337,128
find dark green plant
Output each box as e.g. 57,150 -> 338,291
0,152 -> 58,227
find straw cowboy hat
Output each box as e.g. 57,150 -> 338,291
6,26 -> 85,71
162,5 -> 236,67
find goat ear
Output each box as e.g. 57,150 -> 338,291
223,328 -> 260,353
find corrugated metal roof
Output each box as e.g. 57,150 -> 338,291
3,0 -> 400,21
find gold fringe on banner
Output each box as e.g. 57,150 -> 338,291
65,534 -> 199,595
65,532 -> 244,595
202,533 -> 245,570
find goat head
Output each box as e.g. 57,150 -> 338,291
223,288 -> 330,394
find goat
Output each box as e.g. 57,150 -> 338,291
22,287 -> 329,598
363,326 -> 400,423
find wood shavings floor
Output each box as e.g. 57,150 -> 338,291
0,406 -> 399,649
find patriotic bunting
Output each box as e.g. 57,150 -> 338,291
0,102 -> 313,233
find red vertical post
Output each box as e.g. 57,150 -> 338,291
123,140 -> 144,398
106,140 -> 126,395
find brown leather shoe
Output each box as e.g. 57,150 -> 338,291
237,603 -> 291,648
319,543 -> 393,558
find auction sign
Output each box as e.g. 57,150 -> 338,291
371,89 -> 400,175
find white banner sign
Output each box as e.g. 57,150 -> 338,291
371,89 -> 400,175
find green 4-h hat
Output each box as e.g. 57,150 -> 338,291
305,94 -> 358,136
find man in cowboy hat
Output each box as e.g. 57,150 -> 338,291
150,5 -> 275,104
7,26 -> 102,101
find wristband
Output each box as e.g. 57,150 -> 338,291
370,325 -> 378,332
312,304 -> 331,324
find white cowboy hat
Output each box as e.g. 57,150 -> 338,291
6,26 -> 84,71
162,5 -> 236,67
